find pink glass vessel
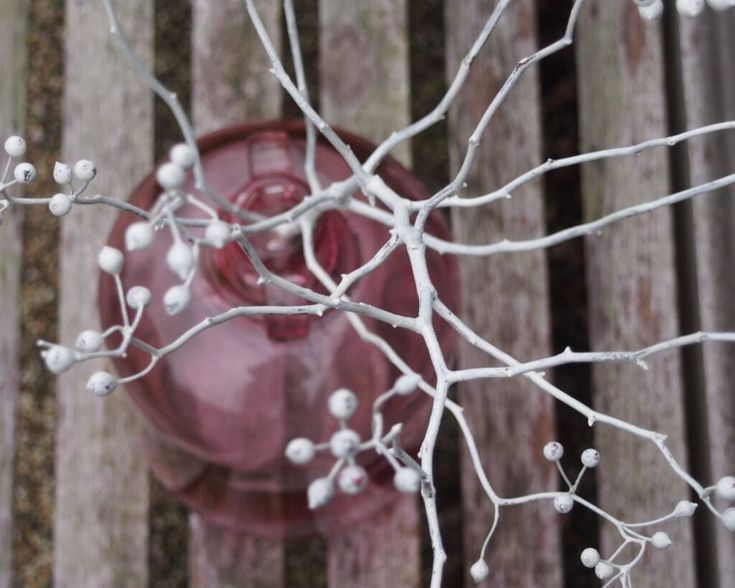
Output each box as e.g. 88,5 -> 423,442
100,121 -> 459,538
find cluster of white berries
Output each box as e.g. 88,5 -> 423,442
83,248 -> 153,396
634,0 -> 735,21
714,475 -> 735,531
155,142 -> 194,191
578,528 -> 673,582
568,474 -> 735,583
542,441 -> 600,515
286,378 -> 424,510
2,134 -> 98,223
156,143 -> 197,316
48,158 -> 96,218
4,136 -> 34,192
123,142 -> 234,317
1,135 -> 32,227
39,246 -> 154,397
2,135 -> 241,392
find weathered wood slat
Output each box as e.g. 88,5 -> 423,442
326,498 -> 419,587
445,1 -> 561,586
576,3 -> 695,586
0,1 -> 27,586
319,0 -> 411,167
192,0 -> 283,135
319,1 -> 420,586
54,1 -> 153,585
189,516 -> 285,588
677,10 -> 735,587
189,2 -> 285,586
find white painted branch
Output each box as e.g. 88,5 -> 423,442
450,332 -> 735,382
1,1 -> 733,586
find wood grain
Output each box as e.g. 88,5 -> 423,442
676,10 -> 735,587
0,1 -> 27,586
192,0 -> 283,135
445,1 -> 561,586
576,3 -> 695,586
319,1 -> 420,586
189,2 -> 285,586
319,0 -> 411,166
189,516 -> 285,588
326,497 -> 420,588
54,0 -> 153,585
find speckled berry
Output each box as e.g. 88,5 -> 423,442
329,429 -> 361,458
543,441 -> 564,462
285,438 -> 316,465
328,388 -> 358,420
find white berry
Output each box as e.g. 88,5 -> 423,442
73,159 -> 96,182
677,0 -> 705,16
580,547 -> 600,568
554,494 -> 574,514
716,476 -> 735,501
205,220 -> 231,248
328,388 -> 358,420
708,0 -> 735,10
169,143 -> 195,169
595,562 -> 614,581
638,0 -> 664,19
13,162 -> 36,184
48,193 -> 72,217
470,559 -> 489,583
285,438 -> 315,465
53,162 -> 72,184
4,136 -> 26,158
723,508 -> 735,531
125,222 -> 155,251
394,373 -> 421,395
674,500 -> 698,517
163,285 -> 191,316
98,246 -> 124,275
543,441 -> 564,462
43,345 -> 76,374
307,477 -> 334,509
126,286 -> 151,308
338,465 -> 368,495
394,467 -> 421,493
329,429 -> 361,458
156,162 -> 185,190
580,448 -> 600,468
166,241 -> 195,279
76,330 -> 103,353
651,531 -> 672,550
86,371 -> 118,396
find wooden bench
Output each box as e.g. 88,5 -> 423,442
1,0 -> 733,586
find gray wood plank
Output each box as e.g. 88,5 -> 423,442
189,516 -> 285,588
576,3 -> 695,586
0,1 -> 27,586
192,0 -> 283,135
319,0 -> 411,167
326,497 -> 419,588
189,2 -> 285,586
319,1 -> 420,586
445,1 -> 561,585
54,0 -> 153,585
677,9 -> 735,587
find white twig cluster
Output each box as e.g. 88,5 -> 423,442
2,0 -> 735,586
285,378 -> 425,508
